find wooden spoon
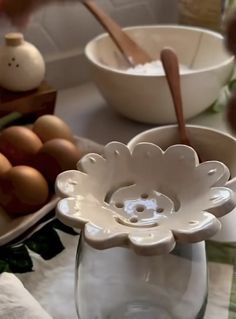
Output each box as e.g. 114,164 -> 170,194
83,0 -> 152,67
160,48 -> 192,146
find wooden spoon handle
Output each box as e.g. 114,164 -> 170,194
160,48 -> 190,145
160,48 -> 203,162
83,0 -> 152,66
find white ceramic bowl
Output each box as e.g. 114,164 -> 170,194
127,125 -> 236,242
85,25 -> 234,124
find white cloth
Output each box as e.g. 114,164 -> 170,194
0,272 -> 53,319
17,232 -> 79,319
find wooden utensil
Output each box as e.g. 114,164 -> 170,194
160,48 -> 192,146
83,0 -> 152,67
161,48 -> 203,162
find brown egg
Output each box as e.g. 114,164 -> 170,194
0,126 -> 43,166
0,153 -> 12,175
33,138 -> 81,184
0,166 -> 49,216
25,124 -> 34,130
33,115 -> 74,143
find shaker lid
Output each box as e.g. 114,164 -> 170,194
5,33 -> 24,47
56,142 -> 236,256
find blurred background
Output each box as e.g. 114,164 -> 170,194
0,0 -> 178,89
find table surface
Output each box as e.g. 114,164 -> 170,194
17,83 -> 236,319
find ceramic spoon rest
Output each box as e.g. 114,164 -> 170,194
56,142 -> 236,256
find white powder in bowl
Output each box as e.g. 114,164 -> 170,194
125,60 -> 192,75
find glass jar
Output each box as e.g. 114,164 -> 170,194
75,233 -> 207,319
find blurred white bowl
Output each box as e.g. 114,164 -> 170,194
85,25 -> 234,124
127,124 -> 236,242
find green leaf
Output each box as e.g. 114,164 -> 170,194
210,86 -> 231,113
228,79 -> 236,92
0,217 -> 78,274
0,244 -> 33,273
0,260 -> 11,273
25,225 -> 65,260
0,112 -> 23,131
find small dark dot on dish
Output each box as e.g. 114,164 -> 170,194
12,58 -> 15,61
188,221 -> 198,225
129,216 -> 138,223
115,202 -> 124,209
136,205 -> 145,213
8,63 -> 11,67
16,64 -> 19,68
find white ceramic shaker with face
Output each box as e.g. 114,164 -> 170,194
0,33 -> 45,92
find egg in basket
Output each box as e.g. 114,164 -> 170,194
0,115 -> 104,246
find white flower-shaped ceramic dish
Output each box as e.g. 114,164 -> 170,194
56,142 -> 236,256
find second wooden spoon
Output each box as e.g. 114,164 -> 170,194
160,48 -> 192,146
83,0 -> 152,67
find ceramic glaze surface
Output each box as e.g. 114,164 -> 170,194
56,142 -> 236,255
0,33 -> 45,92
85,25 -> 234,124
